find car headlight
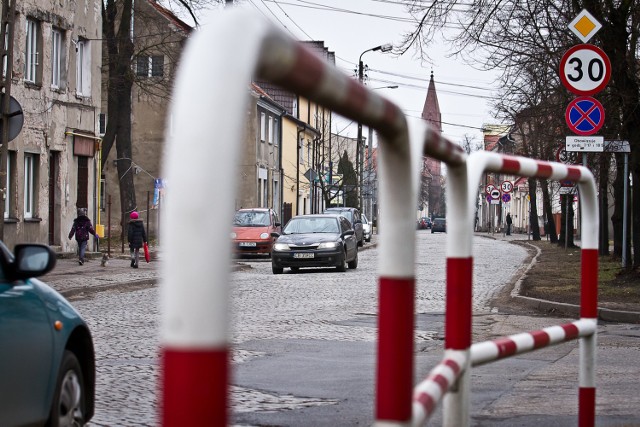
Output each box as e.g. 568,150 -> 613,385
318,242 -> 339,249
230,232 -> 237,239
273,242 -> 290,251
260,232 -> 269,239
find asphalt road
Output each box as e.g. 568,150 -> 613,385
48,232 -> 640,426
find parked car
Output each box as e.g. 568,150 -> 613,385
431,217 -> 447,233
0,243 -> 95,426
270,214 -> 358,274
231,208 -> 281,256
361,214 -> 372,242
417,217 -> 432,229
323,207 -> 364,247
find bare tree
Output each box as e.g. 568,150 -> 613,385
399,0 -> 640,265
101,0 -> 204,216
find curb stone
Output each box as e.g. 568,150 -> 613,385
485,235 -> 640,324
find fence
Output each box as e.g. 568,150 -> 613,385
160,8 -> 598,427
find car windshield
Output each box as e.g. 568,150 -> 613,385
325,210 -> 352,222
233,211 -> 269,227
284,217 -> 339,234
362,215 -> 368,224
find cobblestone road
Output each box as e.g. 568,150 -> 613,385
69,232 -> 527,426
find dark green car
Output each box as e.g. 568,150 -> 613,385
431,217 -> 447,233
0,243 -> 95,426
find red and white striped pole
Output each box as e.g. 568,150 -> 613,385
160,11 -> 275,425
161,9 -> 424,425
463,151 -> 598,427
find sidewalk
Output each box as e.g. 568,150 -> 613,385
44,250 -> 161,299
44,232 -> 639,324
479,230 -> 640,324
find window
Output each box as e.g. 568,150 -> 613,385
100,176 -> 106,211
24,154 -> 37,218
51,28 -> 62,88
76,39 -> 91,96
98,113 -> 107,136
273,119 -> 279,146
260,112 -> 266,142
25,18 -> 41,84
298,137 -> 304,164
268,117 -> 273,144
4,152 -> 13,219
136,55 -> 164,77
273,180 -> 279,213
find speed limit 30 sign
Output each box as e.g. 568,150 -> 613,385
560,44 -> 611,96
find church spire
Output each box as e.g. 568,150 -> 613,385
421,71 -> 442,134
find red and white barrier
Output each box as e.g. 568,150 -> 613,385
162,8 -> 599,427
435,151 -> 599,427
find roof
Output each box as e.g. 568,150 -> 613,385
255,40 -> 335,116
421,71 -> 442,134
146,0 -> 193,34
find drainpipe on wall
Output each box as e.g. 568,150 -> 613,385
296,127 -> 302,216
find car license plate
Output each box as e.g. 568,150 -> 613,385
239,242 -> 256,247
293,253 -> 314,259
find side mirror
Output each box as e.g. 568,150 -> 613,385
274,222 -> 281,227
10,244 -> 56,280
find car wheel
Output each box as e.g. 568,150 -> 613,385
48,350 -> 86,427
357,238 -> 364,247
431,229 -> 434,234
272,264 -> 283,274
336,250 -> 347,272
348,250 -> 358,269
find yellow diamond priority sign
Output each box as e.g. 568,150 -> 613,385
569,9 -> 602,43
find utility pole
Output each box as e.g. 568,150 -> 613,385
0,0 -> 16,240
356,43 -> 391,211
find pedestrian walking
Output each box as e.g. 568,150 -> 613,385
69,207 -> 97,265
128,211 -> 147,268
506,212 -> 512,236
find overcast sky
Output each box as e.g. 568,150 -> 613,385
197,0 -> 506,145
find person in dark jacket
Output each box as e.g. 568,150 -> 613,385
506,212 -> 512,236
69,207 -> 97,265
127,211 -> 147,268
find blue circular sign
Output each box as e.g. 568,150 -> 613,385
565,96 -> 605,136
502,193 -> 511,203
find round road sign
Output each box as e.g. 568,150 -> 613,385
565,96 -> 605,136
490,189 -> 501,200
502,193 -> 511,203
485,184 -> 496,194
501,181 -> 513,193
556,146 -> 578,164
560,44 -> 611,95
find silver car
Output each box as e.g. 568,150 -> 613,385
323,207 -> 364,247
361,214 -> 372,242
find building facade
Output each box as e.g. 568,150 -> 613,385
421,72 -> 443,218
2,0 -> 102,250
101,0 -> 190,239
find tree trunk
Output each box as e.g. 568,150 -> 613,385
599,153 -> 610,255
102,0 -> 136,216
541,180 -> 557,243
611,153 -> 624,258
528,178 -> 540,240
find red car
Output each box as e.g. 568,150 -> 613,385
231,208 -> 281,256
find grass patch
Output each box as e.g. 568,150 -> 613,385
515,240 -> 640,310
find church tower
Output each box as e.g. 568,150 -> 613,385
421,72 -> 443,216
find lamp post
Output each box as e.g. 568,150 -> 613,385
356,44 -> 392,212
363,85 -> 397,219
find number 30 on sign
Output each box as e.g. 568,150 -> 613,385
560,44 -> 611,96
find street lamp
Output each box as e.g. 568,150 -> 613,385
356,43 -> 392,212
364,85 -> 397,220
